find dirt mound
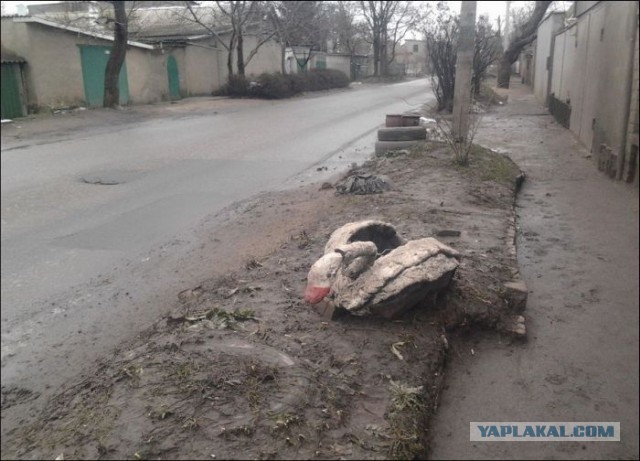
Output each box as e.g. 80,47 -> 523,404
5,143 -> 524,460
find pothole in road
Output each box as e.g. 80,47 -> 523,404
79,169 -> 142,185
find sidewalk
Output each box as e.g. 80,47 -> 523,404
429,81 -> 639,459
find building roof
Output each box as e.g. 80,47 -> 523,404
128,8 -> 235,43
11,16 -> 155,49
130,21 -> 214,42
5,4 -> 259,48
0,44 -> 26,63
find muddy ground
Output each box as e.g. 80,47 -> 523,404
2,138 -> 525,459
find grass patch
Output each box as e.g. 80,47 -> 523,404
445,144 -> 520,186
20,387 -> 119,458
388,380 -> 423,413
206,307 -> 258,330
470,145 -> 520,185
477,82 -> 508,106
384,380 -> 426,459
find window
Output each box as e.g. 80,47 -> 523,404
413,44 -> 419,53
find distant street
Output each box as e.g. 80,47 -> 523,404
1,80 -> 433,427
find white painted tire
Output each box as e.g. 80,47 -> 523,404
378,126 -> 427,141
375,140 -> 423,155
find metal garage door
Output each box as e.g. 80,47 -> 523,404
167,55 -> 181,100
78,45 -> 129,107
1,63 -> 24,118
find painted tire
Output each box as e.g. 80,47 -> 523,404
377,126 -> 427,141
375,140 -> 423,155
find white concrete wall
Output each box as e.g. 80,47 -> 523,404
553,25 -> 578,103
1,18 -> 169,109
183,40 -> 221,96
1,20 -> 86,109
576,5 -> 605,148
624,17 -> 639,185
325,54 -> 351,76
568,13 -> 590,143
245,37 -> 281,77
592,2 -> 637,156
548,1 -> 638,169
215,35 -> 282,83
309,53 -> 351,75
533,13 -> 564,105
550,32 -> 565,97
1,19 -> 294,107
126,46 -> 169,105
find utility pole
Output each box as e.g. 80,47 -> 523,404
451,1 -> 477,141
503,1 -> 511,51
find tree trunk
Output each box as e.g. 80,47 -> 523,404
380,34 -> 388,77
497,55 -> 513,88
372,35 -> 380,76
227,33 -> 236,80
472,74 -> 481,95
497,0 -> 552,88
236,31 -> 245,76
103,1 -> 128,108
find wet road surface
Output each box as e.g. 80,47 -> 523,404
1,80 -> 433,437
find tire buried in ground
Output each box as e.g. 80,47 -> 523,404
378,126 -> 427,141
375,140 -> 423,156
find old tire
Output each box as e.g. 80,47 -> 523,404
378,126 -> 427,141
375,140 -> 423,156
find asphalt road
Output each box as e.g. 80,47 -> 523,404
1,80 -> 433,432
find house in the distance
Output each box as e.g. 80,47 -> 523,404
395,39 -> 428,77
283,46 -> 352,79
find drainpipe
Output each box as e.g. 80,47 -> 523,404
616,1 -> 639,180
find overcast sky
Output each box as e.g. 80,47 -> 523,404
2,1 -> 560,36
2,1 -> 511,19
449,1 -> 509,23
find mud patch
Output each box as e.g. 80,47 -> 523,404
4,143 -> 524,460
1,386 -> 40,411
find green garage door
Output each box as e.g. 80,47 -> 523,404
78,45 -> 129,107
167,55 -> 181,100
1,63 -> 24,119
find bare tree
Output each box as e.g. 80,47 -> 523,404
335,1 -> 368,56
425,4 -> 501,111
267,1 -> 329,73
103,1 -> 129,108
383,2 -> 419,75
435,106 -> 484,165
181,1 -> 275,78
497,0 -> 551,88
425,3 -> 458,111
472,15 -> 500,95
358,1 -> 416,77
